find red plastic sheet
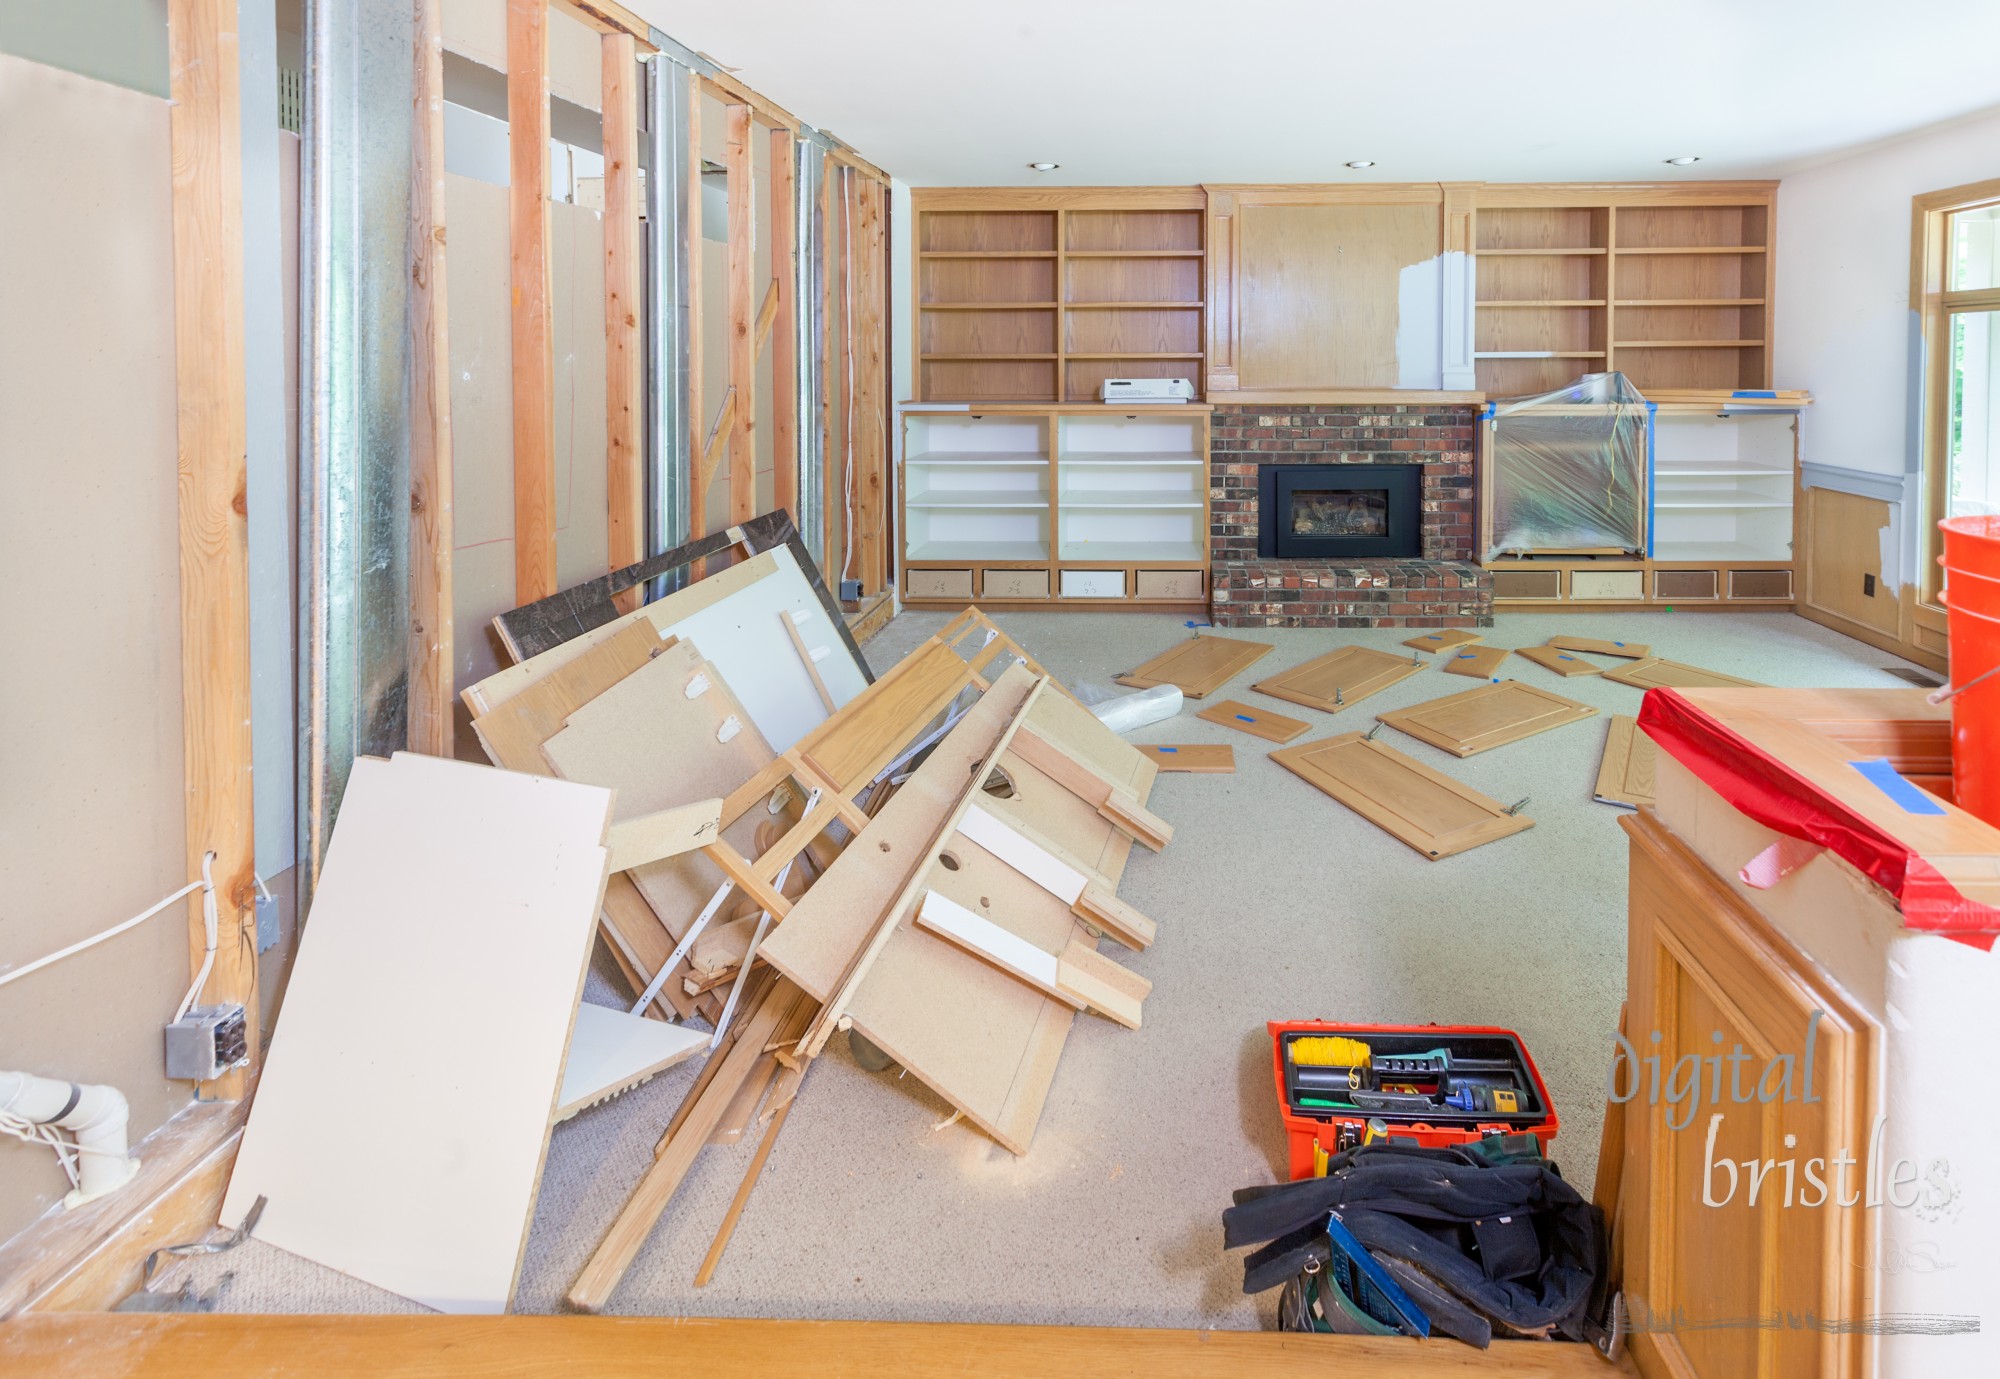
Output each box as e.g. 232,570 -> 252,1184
1638,688 -> 2000,949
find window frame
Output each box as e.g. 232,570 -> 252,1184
1914,178 -> 2000,606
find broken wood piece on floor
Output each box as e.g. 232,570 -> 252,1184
1252,644 -> 1426,713
1594,715 -> 1659,809
1513,644 -> 1607,678
1547,634 -> 1650,660
708,983 -> 818,1147
1401,628 -> 1484,653
222,754 -> 615,1314
1441,643 -> 1511,679
1376,679 -> 1598,758
554,1004 -> 709,1123
1137,743 -> 1235,773
915,891 -> 1148,1029
1600,657 -> 1767,690
1196,699 -> 1309,745
1270,733 -> 1534,859
568,977 -> 813,1313
1115,633 -> 1273,698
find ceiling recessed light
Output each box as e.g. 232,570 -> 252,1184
1027,161 -> 1059,171
1663,155 -> 1700,165
1346,160 -> 1376,169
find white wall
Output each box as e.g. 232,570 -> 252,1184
1777,107 -> 2000,478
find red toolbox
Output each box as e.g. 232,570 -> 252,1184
1270,1020 -> 1559,1180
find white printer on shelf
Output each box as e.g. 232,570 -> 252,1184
1099,377 -> 1196,404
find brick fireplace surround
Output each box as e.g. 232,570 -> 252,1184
1209,404 -> 1494,629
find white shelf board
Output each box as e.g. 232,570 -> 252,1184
1056,540 -> 1205,562
1653,490 -> 1793,509
1058,497 -> 1202,509
907,539 -> 1050,562
1057,451 -> 1205,466
1650,541 -> 1793,561
907,489 -> 1050,510
1654,467 -> 1793,478
906,451 -> 1049,467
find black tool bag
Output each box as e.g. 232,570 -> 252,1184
1224,1138 -> 1609,1348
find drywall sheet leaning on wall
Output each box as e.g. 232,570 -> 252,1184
220,754 -> 613,1313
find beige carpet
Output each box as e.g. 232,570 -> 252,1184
179,610 -> 1930,1324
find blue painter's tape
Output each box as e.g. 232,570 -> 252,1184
1614,641 -> 1626,647
1457,652 -> 1476,660
1157,746 -> 1179,753
1732,390 -> 1779,399
1235,714 -> 1255,723
1850,758 -> 1947,815
1558,654 -> 1577,661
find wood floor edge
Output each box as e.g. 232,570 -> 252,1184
0,1314 -> 1638,1378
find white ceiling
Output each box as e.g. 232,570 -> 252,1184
631,0 -> 2000,187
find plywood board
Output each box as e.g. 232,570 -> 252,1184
1601,657 -> 1766,691
1594,715 -> 1658,810
220,754 -> 613,1313
1196,699 -> 1309,744
759,665 -> 1080,1154
1270,733 -> 1534,859
1514,644 -> 1607,678
1137,744 -> 1236,773
553,1003 -> 708,1122
1441,644 -> 1511,680
1547,635 -> 1650,660
1252,645 -> 1426,713
540,641 -> 775,941
1403,629 -> 1484,653
1377,680 -> 1598,758
1115,634 -> 1273,698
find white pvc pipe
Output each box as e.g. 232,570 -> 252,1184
0,1070 -> 140,1208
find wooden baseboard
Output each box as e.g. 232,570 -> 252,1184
1796,600 -> 1948,673
0,1314 -> 1636,1377
0,1099 -> 244,1318
842,589 -> 896,646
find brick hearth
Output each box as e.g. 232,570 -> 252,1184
1209,404 -> 1493,629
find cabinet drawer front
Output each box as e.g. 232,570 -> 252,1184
1570,570 -> 1646,600
1493,569 -> 1562,601
1727,568 -> 1792,600
1136,569 -> 1205,600
907,568 -> 973,599
1059,569 -> 1127,599
1653,568 -> 1719,601
981,568 -> 1050,600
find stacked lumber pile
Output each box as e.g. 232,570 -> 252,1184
458,515 -> 1172,1311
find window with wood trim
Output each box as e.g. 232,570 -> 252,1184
1916,180 -> 2000,603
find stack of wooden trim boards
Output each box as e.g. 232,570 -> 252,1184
224,517 -> 1171,1315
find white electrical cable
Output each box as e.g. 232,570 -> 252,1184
172,853 -> 221,1024
0,859 -> 214,992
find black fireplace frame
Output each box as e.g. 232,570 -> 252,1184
1257,464 -> 1423,560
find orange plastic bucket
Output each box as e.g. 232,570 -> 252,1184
1939,515 -> 2000,826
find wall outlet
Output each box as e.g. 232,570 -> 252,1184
165,1005 -> 249,1081
1863,573 -> 1877,598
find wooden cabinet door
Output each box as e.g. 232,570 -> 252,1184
1619,812 -> 1877,1379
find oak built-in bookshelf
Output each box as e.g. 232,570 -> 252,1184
1472,192 -> 1774,398
915,191 -> 1207,404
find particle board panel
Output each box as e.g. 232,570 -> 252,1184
1137,744 -> 1236,773
1377,680 -> 1599,758
1547,635 -> 1650,660
1594,715 -> 1658,809
1115,633 -> 1273,698
1514,644 -> 1608,678
552,1002 -> 709,1122
1270,733 -> 1534,859
219,754 -> 614,1314
540,641 -> 775,940
1195,699 -> 1309,744
1440,644 -> 1511,679
1402,629 -> 1484,653
758,665 -> 1081,1154
1024,679 -> 1158,802
1251,645 -> 1426,713
1601,657 -> 1766,691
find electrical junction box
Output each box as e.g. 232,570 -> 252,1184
165,1004 -> 249,1081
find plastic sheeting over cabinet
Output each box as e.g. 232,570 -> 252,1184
1483,373 -> 1653,560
